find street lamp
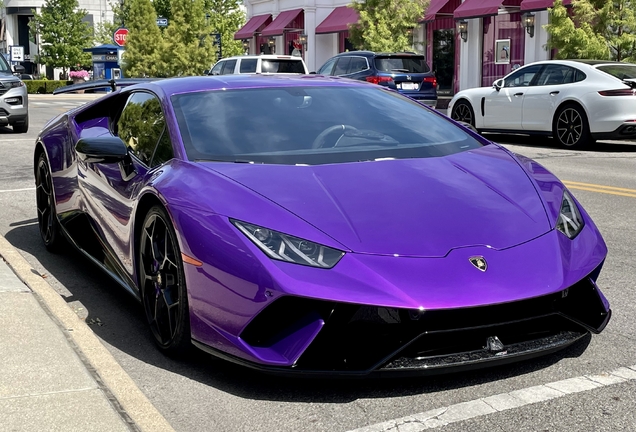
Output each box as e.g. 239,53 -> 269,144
522,12 -> 535,38
457,20 -> 468,42
298,33 -> 307,50
242,39 -> 249,54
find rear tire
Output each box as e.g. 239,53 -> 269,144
138,206 -> 191,356
36,153 -> 65,252
552,104 -> 593,149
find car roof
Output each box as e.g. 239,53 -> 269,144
218,54 -> 304,61
334,51 -> 425,58
143,74 -> 373,96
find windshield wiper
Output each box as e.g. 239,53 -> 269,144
390,68 -> 410,73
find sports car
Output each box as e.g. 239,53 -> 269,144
35,75 -> 611,376
448,60 -> 636,149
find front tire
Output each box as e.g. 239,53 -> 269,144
553,104 -> 593,149
13,115 -> 29,134
35,153 -> 64,252
451,100 -> 475,127
139,206 -> 191,356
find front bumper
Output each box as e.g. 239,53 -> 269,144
0,84 -> 28,125
193,273 -> 610,376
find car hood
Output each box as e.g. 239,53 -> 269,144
201,145 -> 551,257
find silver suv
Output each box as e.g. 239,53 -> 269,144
0,56 -> 28,133
206,55 -> 308,75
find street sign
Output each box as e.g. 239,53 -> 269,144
156,18 -> 168,27
10,46 -> 24,62
113,28 -> 129,47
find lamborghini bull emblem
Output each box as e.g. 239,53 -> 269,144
469,256 -> 488,272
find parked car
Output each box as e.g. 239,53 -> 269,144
0,56 -> 28,133
206,54 -> 308,76
448,59 -> 636,149
43,75 -> 610,375
316,51 -> 438,108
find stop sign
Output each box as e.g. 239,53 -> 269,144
113,28 -> 129,47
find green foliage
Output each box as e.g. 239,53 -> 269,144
546,0 -> 636,61
123,0 -> 168,77
348,0 -> 429,52
93,2 -> 128,45
29,0 -> 93,72
153,0 -> 172,21
162,0 -> 218,76
204,0 -> 246,58
25,80 -> 73,94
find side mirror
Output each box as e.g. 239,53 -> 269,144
12,65 -> 25,75
309,71 -> 317,74
203,69 -> 210,75
75,136 -> 128,164
493,79 -> 504,91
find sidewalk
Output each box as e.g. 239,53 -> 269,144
0,235 -> 174,432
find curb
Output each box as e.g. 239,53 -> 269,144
0,234 -> 175,432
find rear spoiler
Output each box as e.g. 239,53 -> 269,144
53,78 -> 162,95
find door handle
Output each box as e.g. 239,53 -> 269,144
514,92 -> 524,97
550,91 -> 560,96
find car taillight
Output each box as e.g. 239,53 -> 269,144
424,76 -> 438,87
598,89 -> 636,96
366,76 -> 394,85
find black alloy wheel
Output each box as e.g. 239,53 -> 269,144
553,104 -> 592,149
451,100 -> 475,127
36,153 -> 63,251
139,206 -> 191,355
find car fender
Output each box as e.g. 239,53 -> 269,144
448,89 -> 489,129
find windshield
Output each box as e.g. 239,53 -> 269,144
596,64 -> 636,80
374,56 -> 430,73
261,60 -> 305,73
171,86 -> 482,165
0,55 -> 11,73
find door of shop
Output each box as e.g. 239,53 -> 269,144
433,29 -> 455,95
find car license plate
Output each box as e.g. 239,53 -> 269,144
400,82 -> 418,90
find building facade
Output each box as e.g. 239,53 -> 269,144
1,0 -> 115,77
236,0 -> 567,92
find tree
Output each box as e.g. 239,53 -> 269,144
546,0 -> 636,61
348,0 -> 429,52
162,0 -> 217,76
123,0 -> 168,77
153,0 -> 172,21
29,0 -> 93,75
204,0 -> 246,58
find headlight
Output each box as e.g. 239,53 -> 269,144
7,81 -> 24,88
232,220 -> 344,268
556,190 -> 584,239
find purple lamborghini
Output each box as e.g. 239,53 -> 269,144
35,75 -> 610,375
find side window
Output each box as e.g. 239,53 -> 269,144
536,65 -> 577,86
318,58 -> 337,75
504,64 -> 543,88
117,92 -> 172,167
333,57 -> 351,76
210,61 -> 224,75
574,69 -> 587,82
239,58 -> 257,73
348,57 -> 368,74
221,60 -> 237,75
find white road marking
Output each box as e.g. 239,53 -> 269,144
0,138 -> 34,142
348,364 -> 636,432
0,187 -> 35,193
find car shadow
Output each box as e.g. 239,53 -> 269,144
5,221 -> 592,404
484,133 -> 636,152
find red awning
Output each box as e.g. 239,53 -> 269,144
454,0 -> 519,19
316,6 -> 359,34
234,14 -> 272,40
423,0 -> 453,22
261,8 -> 304,37
520,0 -> 571,11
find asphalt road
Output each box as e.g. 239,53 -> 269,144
1,98 -> 635,432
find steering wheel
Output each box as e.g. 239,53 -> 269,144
311,124 -> 358,149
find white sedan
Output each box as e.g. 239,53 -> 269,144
448,60 -> 636,148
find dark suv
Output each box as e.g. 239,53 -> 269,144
316,51 -> 437,107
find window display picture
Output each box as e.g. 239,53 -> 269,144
495,39 -> 511,64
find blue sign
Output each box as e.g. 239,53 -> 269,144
157,18 -> 168,27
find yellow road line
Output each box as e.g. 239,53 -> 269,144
563,180 -> 636,194
563,184 -> 636,198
